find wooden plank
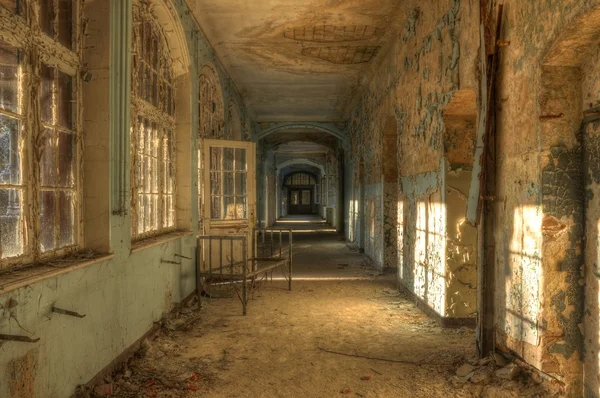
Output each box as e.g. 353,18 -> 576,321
466,22 -> 489,225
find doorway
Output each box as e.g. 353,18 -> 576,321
289,188 -> 313,215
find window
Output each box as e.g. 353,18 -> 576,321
209,147 -> 247,220
301,190 -> 311,205
198,67 -> 224,227
0,0 -> 81,269
131,3 -> 176,239
284,173 -> 316,186
199,73 -> 224,140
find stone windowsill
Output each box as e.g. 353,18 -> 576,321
0,253 -> 116,295
130,230 -> 193,253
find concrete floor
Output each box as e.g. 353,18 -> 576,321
112,218 -> 549,397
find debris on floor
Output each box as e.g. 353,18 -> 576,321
451,354 -> 563,397
76,299 -> 216,397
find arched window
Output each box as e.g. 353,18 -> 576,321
199,69 -> 224,139
198,65 -> 224,229
0,0 -> 82,268
131,2 -> 176,239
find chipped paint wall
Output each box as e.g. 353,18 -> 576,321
0,1 -> 256,397
346,0 -> 479,317
492,1 -> 600,395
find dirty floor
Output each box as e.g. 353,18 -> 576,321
108,218 -> 557,398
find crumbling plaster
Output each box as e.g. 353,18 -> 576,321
345,0 -> 479,320
491,0 -> 600,395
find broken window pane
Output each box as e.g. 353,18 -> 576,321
0,114 -> 21,185
0,43 -> 20,114
0,188 -> 24,258
57,0 -> 72,49
39,0 -> 55,38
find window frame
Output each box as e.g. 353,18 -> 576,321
0,1 -> 83,270
130,2 -> 177,241
197,66 -> 224,230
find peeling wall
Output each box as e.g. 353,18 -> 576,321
489,0 -> 600,395
0,1 -> 255,397
345,0 -> 479,318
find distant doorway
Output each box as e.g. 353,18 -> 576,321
283,172 -> 317,215
289,188 -> 313,215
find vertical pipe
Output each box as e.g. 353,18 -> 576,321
219,237 -> 222,280
242,236 -> 247,315
197,238 -> 202,307
209,239 -> 212,277
254,228 -> 258,271
279,230 -> 282,259
229,239 -> 233,279
261,229 -> 265,258
288,230 -> 293,291
270,229 -> 274,257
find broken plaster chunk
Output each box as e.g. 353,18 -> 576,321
493,352 -> 508,367
470,367 -> 492,384
456,363 -> 476,377
495,363 -> 520,381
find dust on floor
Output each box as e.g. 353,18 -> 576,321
99,233 -> 559,398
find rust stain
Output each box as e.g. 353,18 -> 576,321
7,349 -> 38,398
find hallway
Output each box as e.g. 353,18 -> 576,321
2,0 -> 599,396
109,225 -> 550,397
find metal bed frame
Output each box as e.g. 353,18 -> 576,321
196,228 -> 293,315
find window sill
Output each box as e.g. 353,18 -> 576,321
130,230 -> 193,253
0,253 -> 115,295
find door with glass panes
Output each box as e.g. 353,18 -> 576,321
202,139 -> 256,270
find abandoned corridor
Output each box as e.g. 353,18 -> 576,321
0,0 -> 596,397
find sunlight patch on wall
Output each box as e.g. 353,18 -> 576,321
506,205 -> 542,345
414,199 -> 446,317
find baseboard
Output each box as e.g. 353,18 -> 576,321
79,289 -> 198,393
82,322 -> 161,390
398,283 -> 476,329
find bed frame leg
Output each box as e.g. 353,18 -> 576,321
288,230 -> 293,291
242,238 -> 248,316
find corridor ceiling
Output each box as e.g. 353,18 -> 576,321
186,0 -> 404,123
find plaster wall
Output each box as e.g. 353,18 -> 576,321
492,1 -> 600,394
0,1 -> 255,396
346,0 -> 479,315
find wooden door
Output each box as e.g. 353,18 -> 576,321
201,139 -> 256,270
